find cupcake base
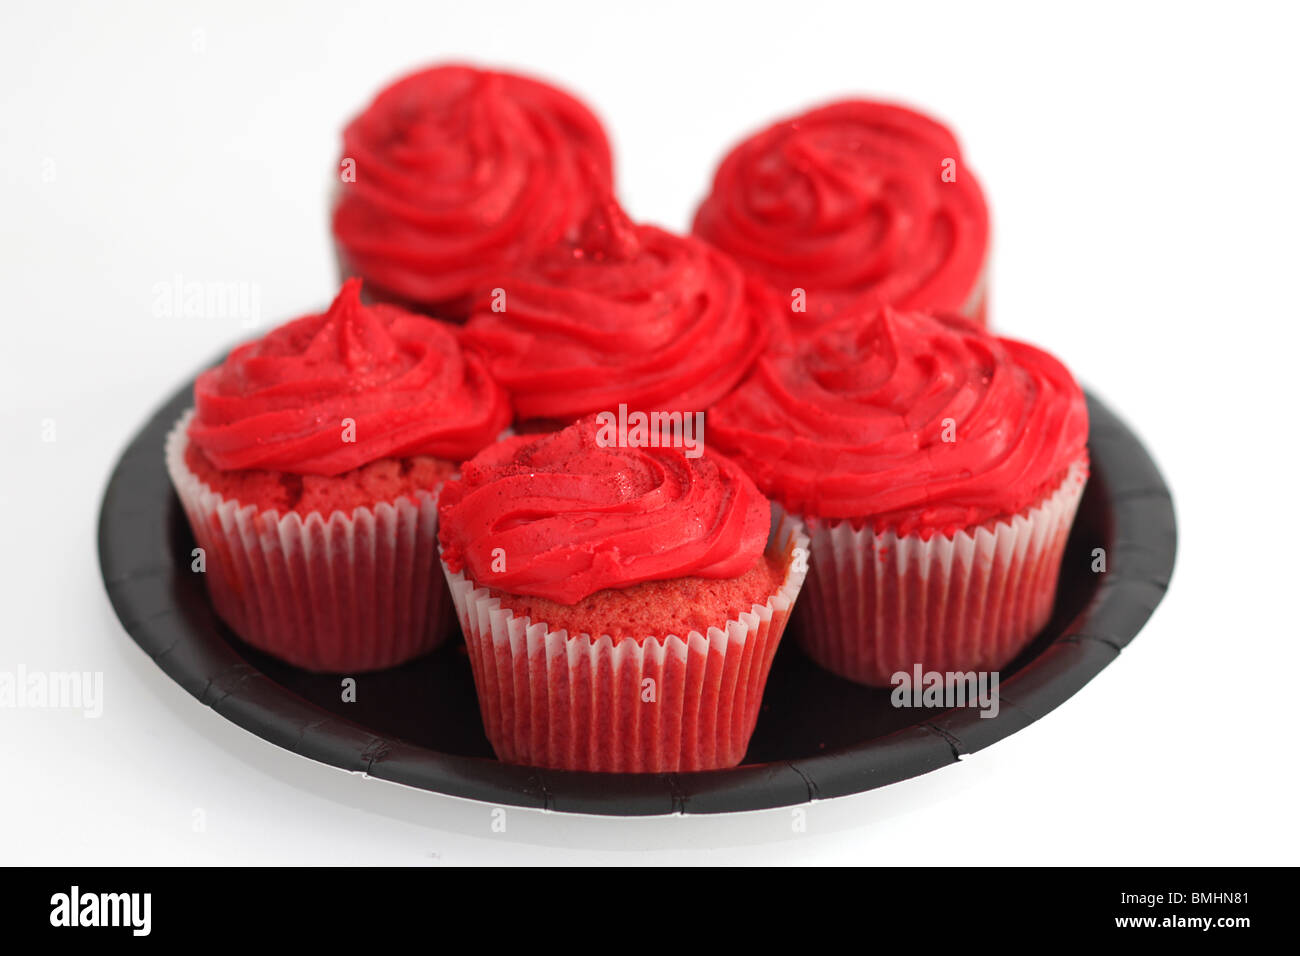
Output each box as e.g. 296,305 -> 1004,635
442,513 -> 809,773
165,413 -> 451,672
792,459 -> 1087,687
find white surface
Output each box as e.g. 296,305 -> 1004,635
2,0 -> 1297,865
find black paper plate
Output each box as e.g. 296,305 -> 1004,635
98,375 -> 1176,816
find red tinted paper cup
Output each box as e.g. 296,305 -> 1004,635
441,513 -> 810,773
165,412 -> 450,672
791,458 -> 1087,687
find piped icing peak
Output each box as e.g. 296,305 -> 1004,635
438,416 -> 772,604
189,279 -> 511,475
710,306 -> 1087,534
459,199 -> 772,421
332,63 -> 613,313
693,99 -> 988,325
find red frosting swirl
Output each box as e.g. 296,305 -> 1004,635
693,100 -> 989,325
438,417 -> 772,604
332,64 -> 613,315
188,279 -> 512,475
458,199 -> 772,421
710,307 -> 1088,535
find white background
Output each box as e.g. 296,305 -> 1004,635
2,0 -> 1297,865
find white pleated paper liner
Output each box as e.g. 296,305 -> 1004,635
441,512 -> 811,773
165,411 -> 450,672
788,458 -> 1088,687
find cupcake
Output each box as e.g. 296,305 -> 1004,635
166,279 -> 511,672
458,197 -> 774,429
437,417 -> 809,772
332,63 -> 613,319
710,306 -> 1088,686
693,100 -> 989,328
